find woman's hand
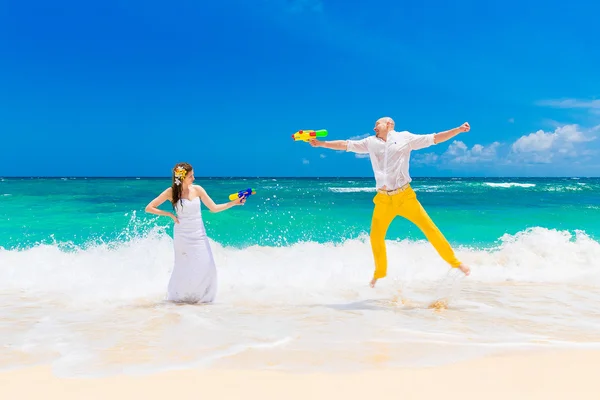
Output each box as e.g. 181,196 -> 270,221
232,196 -> 246,206
170,213 -> 179,224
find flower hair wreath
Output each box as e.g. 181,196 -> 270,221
174,166 -> 187,186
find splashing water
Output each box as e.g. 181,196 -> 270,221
1,226 -> 600,376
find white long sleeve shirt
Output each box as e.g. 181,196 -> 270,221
346,130 -> 436,190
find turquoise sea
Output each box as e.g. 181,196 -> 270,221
1,176 -> 600,376
1,177 -> 599,249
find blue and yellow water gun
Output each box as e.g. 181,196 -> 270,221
229,188 -> 256,201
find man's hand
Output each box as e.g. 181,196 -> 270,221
459,122 -> 470,133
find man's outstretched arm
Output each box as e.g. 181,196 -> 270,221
433,122 -> 470,144
310,135 -> 370,153
309,139 -> 348,151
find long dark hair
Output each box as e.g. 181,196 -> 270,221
171,162 -> 193,211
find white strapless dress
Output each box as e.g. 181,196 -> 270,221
167,197 -> 217,303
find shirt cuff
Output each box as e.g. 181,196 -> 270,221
346,140 -> 358,152
428,133 -> 437,145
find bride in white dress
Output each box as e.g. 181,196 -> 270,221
145,162 -> 246,303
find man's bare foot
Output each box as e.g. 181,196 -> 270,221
457,263 -> 470,276
370,278 -> 377,288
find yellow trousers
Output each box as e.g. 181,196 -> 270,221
370,186 -> 461,280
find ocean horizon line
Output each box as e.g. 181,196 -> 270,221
0,175 -> 598,180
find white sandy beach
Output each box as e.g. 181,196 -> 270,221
1,349 -> 598,400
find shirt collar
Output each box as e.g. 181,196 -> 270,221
376,129 -> 396,141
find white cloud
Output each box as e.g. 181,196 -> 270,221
537,98 -> 600,110
509,124 -> 596,164
319,154 -> 326,159
413,152 -> 439,164
349,133 -> 370,140
355,153 -> 370,159
445,141 -> 467,156
412,141 -> 501,165
302,158 -> 310,165
443,141 -> 501,164
556,125 -> 594,143
508,118 -> 515,123
537,98 -> 600,117
511,130 -> 555,153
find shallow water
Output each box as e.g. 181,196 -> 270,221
1,177 -> 599,376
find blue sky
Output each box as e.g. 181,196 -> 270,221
1,0 -> 599,177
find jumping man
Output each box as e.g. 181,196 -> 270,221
308,117 -> 471,287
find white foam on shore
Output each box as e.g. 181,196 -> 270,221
484,182 -> 536,188
328,187 -> 376,193
1,227 -> 599,376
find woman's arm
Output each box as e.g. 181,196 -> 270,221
144,188 -> 179,223
196,186 -> 244,213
